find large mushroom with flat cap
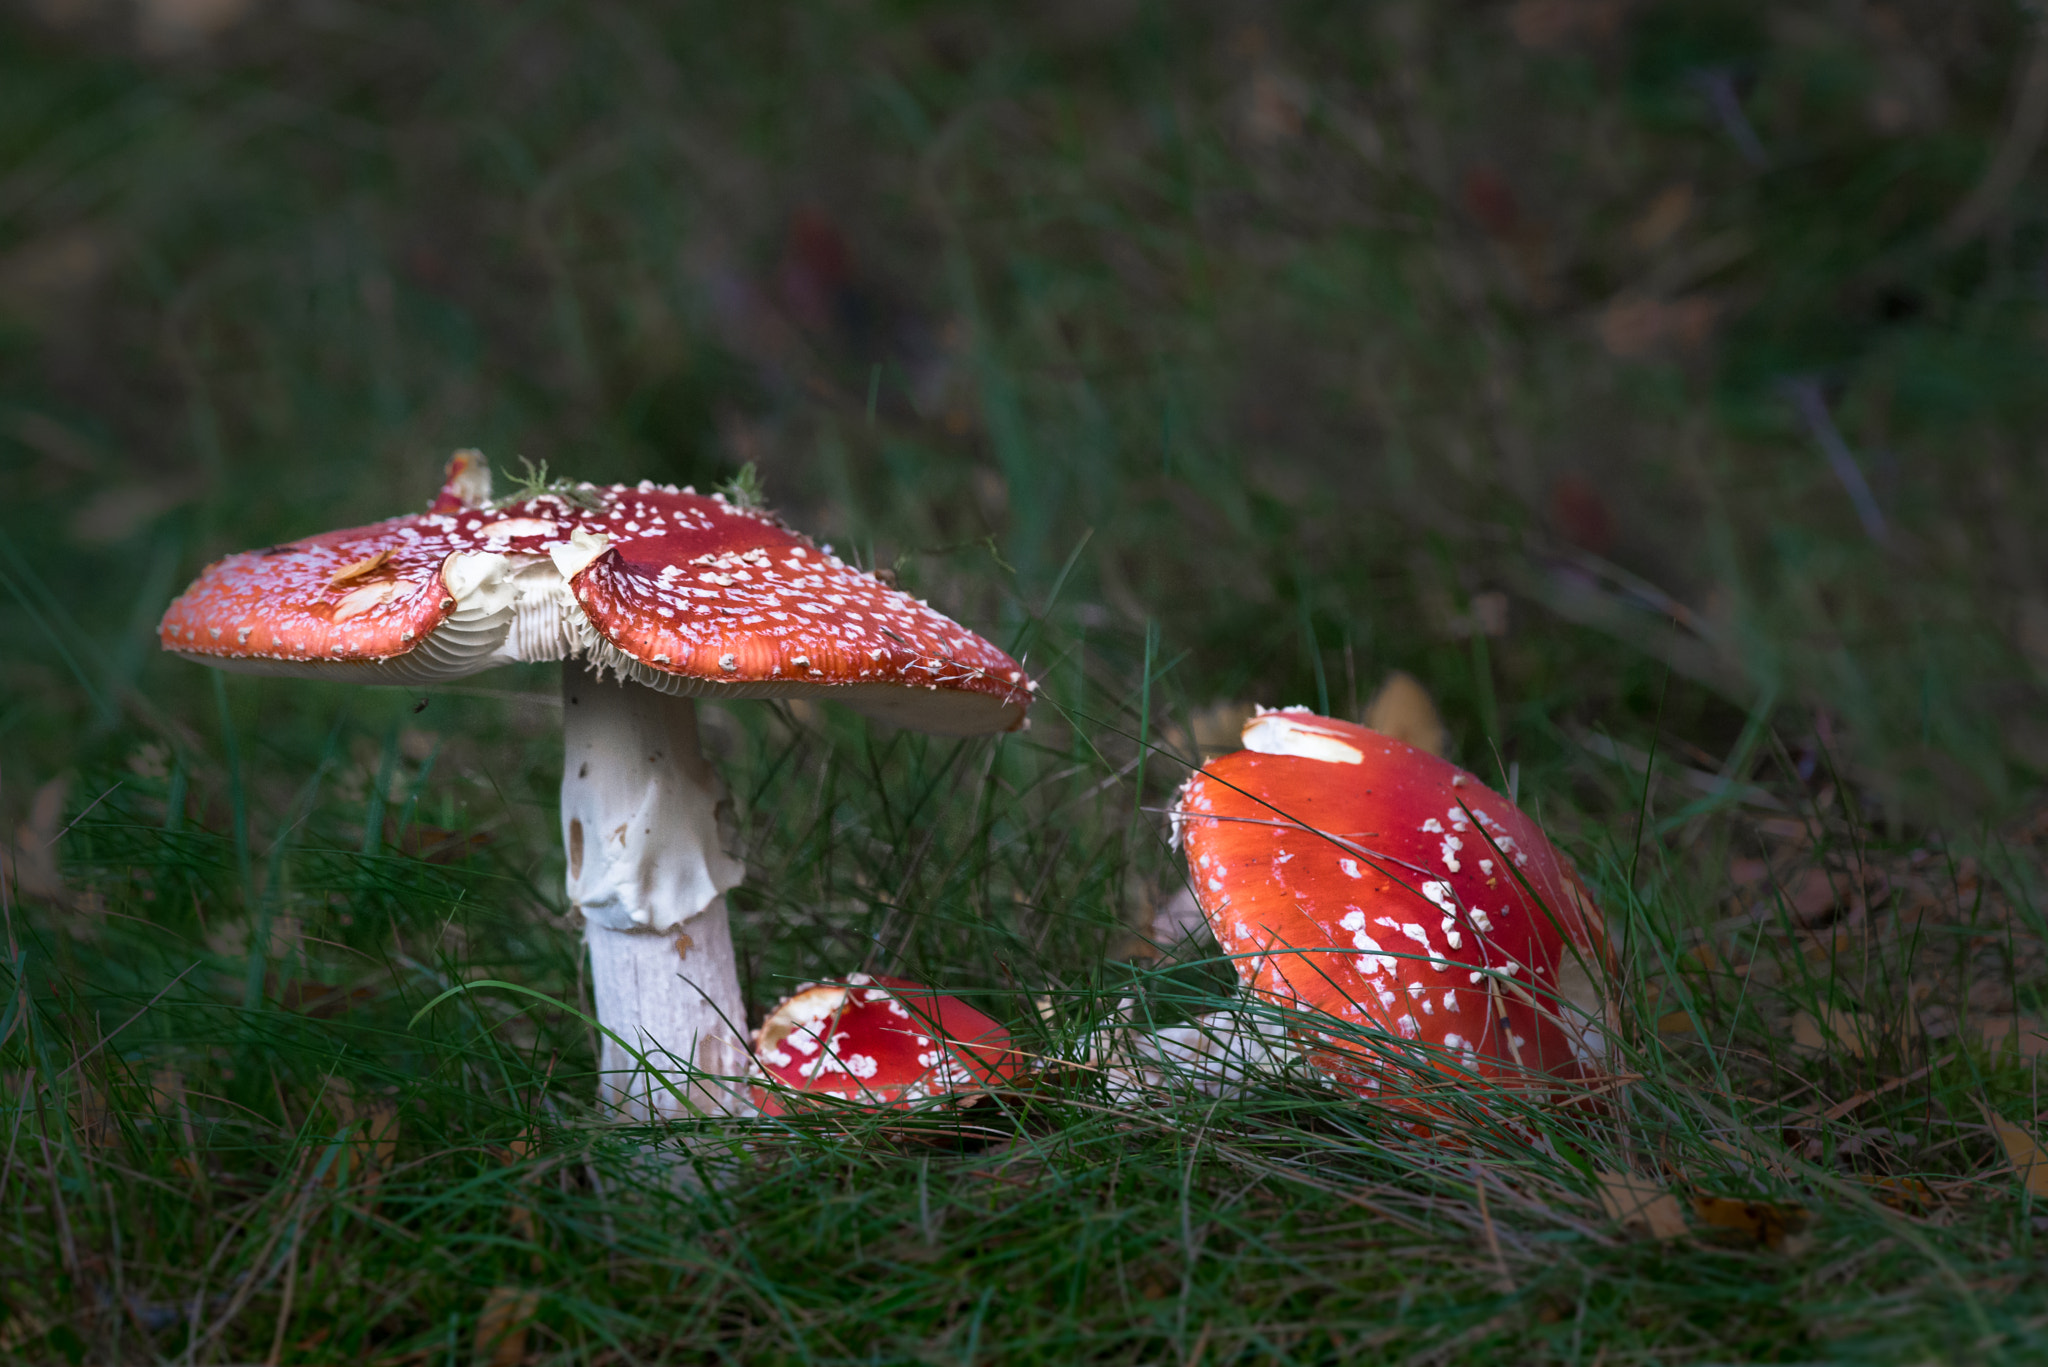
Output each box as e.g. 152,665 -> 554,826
1170,707 -> 1609,1102
159,453 -> 1032,1120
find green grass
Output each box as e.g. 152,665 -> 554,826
6,1 -> 2048,1361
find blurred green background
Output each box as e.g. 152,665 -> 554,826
6,0 -> 2047,815
7,1 -> 2048,1362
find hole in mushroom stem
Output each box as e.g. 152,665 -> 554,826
568,818 -> 583,878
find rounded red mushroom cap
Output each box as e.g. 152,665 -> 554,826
158,454 -> 1032,735
749,973 -> 1021,1115
1172,708 -> 1609,1094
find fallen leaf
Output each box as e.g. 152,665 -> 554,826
1631,183 -> 1695,252
0,1310 -> 49,1355
68,478 -> 202,545
474,1286 -> 541,1367
1596,1171 -> 1688,1239
1983,1105 -> 2048,1201
391,821 -> 492,864
1597,293 -> 1721,359
506,1200 -> 538,1245
1150,885 -> 1211,951
1801,932 -> 1859,964
1242,63 -> 1311,145
1727,857 -> 1769,887
1792,1006 -> 1887,1060
324,1081 -> 400,1201
1461,166 -> 1522,241
1467,590 -> 1510,639
1508,0 -> 1632,50
1851,1174 -> 1935,1210
1361,671 -> 1448,757
1707,1136 -> 1792,1180
3,776 -> 70,902
1779,866 -> 1848,924
1978,1015 -> 2048,1061
2017,596 -> 2048,687
1549,475 -> 1613,555
136,0 -> 256,55
1159,700 -> 1257,760
67,1079 -> 112,1148
1656,1011 -> 1696,1034
276,979 -> 378,1018
1192,700 -> 1255,754
1691,1194 -> 1811,1251
0,228 -> 113,323
1679,941 -> 1721,972
148,1067 -> 183,1113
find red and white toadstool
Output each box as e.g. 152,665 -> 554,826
749,973 -> 1021,1114
1170,707 -> 1609,1099
159,453 -> 1032,1120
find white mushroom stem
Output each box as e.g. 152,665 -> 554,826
560,664 -> 750,1121
1087,1002 -> 1295,1103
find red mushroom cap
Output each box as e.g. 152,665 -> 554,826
1172,708 -> 1609,1094
159,455 -> 1032,735
749,973 -> 1021,1115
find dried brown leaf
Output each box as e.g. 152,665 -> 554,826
1631,183 -> 1695,252
1596,1171 -> 1687,1239
323,1081 -> 400,1201
1984,1106 -> 2048,1201
475,1286 -> 541,1367
1160,701 -> 1256,760
1978,1016 -> 2048,1061
1597,293 -> 1721,360
1791,1006 -> 1885,1060
1851,1174 -> 1936,1211
1508,0 -> 1632,50
1361,671 -> 1448,757
1691,1194 -> 1811,1252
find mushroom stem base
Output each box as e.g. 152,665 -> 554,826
561,665 -> 750,1122
584,913 -> 752,1120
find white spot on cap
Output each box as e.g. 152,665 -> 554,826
478,517 -> 556,539
719,654 -> 738,673
1241,712 -> 1364,764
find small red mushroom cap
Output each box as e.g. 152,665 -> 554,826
749,973 -> 1021,1115
1172,708 -> 1609,1094
158,454 -> 1032,735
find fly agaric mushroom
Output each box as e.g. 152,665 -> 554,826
1170,707 -> 1609,1097
159,453 -> 1032,1120
750,973 -> 1020,1114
